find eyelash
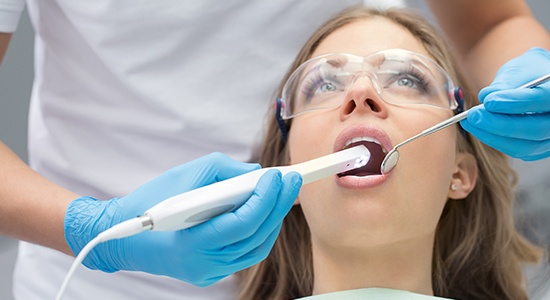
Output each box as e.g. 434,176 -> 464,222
394,67 -> 430,93
300,69 -> 340,100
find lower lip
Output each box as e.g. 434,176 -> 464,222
335,173 -> 389,189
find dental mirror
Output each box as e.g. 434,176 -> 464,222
380,73 -> 550,175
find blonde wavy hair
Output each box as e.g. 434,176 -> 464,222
238,6 -> 542,300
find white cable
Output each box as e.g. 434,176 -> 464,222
55,216 -> 150,300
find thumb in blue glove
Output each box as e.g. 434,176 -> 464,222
64,152 -> 302,286
460,47 -> 550,160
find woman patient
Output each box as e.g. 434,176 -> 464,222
237,6 -> 542,300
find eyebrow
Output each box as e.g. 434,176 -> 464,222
378,56 -> 436,80
326,56 -> 348,68
296,56 -> 349,85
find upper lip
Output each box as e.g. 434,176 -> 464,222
333,124 -> 393,154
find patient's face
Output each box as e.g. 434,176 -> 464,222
287,17 -> 459,250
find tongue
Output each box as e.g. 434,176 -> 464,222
338,141 -> 385,176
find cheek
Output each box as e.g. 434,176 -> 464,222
394,109 -> 459,201
287,114 -> 338,207
398,133 -> 458,221
396,108 -> 457,166
287,115 -> 334,164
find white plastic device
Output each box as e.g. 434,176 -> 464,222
145,145 -> 371,231
55,145 -> 370,300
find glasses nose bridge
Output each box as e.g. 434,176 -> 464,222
339,63 -> 386,116
347,62 -> 382,97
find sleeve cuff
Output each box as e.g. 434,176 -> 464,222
0,0 -> 26,32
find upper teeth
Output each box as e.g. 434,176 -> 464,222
344,136 -> 387,153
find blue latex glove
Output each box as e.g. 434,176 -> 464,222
64,152 -> 302,286
460,47 -> 550,161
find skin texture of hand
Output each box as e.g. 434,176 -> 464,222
0,33 -> 12,64
64,152 -> 302,286
426,0 -> 550,91
461,48 -> 550,160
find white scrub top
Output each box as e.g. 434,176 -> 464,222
297,288 -> 453,300
1,0 -> 394,299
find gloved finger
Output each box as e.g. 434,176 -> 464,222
204,172 -> 301,260
186,170 -> 284,247
135,153 -> 261,202
460,120 -> 550,160
226,172 -> 301,246
478,48 -> 550,101
203,152 -> 262,182
466,108 -> 550,140
227,223 -> 282,263
204,224 -> 283,278
481,85 -> 550,114
222,172 -> 301,254
479,74 -> 549,101
169,152 -> 261,186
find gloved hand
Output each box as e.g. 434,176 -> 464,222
64,152 -> 302,286
460,47 -> 550,161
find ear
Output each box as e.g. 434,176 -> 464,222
448,152 -> 478,200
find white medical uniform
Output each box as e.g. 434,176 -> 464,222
0,0 -> 393,299
297,288 -> 453,300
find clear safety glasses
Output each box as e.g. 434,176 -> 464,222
276,49 -> 462,121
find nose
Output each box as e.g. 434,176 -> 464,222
339,75 -> 388,120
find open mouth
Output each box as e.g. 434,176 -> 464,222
337,137 -> 387,177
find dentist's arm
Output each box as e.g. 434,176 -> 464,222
0,141 -> 302,286
1,32 -> 12,64
427,0 -> 550,160
2,30 -> 75,252
0,142 -> 76,254
2,30 -> 74,251
426,0 -> 550,90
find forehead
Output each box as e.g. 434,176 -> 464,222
311,17 -> 432,59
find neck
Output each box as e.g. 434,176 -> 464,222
311,235 -> 435,296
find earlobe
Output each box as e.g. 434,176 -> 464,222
448,152 -> 478,200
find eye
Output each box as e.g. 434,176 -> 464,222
397,77 -> 416,88
319,82 -> 337,93
301,76 -> 343,102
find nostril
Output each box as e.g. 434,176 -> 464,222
342,98 -> 383,116
366,99 -> 379,112
342,100 -> 356,115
